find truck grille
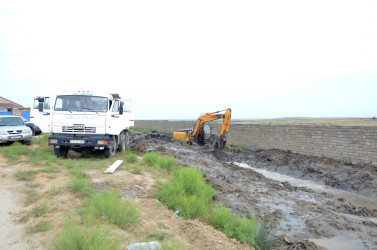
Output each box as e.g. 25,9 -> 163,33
62,125 -> 96,133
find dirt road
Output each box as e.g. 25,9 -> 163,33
131,133 -> 377,249
0,158 -> 30,250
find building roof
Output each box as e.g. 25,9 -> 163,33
0,103 -> 23,108
0,96 -> 24,108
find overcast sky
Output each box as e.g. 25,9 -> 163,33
0,0 -> 376,119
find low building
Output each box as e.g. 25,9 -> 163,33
0,96 -> 31,120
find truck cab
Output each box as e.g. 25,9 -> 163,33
48,91 -> 134,158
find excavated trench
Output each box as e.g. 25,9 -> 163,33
130,132 -> 377,250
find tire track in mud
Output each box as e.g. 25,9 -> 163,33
130,133 -> 377,250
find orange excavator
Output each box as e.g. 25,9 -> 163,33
173,108 -> 231,150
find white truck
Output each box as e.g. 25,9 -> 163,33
47,91 -> 134,158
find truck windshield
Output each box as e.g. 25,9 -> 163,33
54,95 -> 108,112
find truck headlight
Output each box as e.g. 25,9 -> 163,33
0,130 -> 7,135
98,140 -> 108,145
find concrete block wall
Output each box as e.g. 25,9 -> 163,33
134,120 -> 377,165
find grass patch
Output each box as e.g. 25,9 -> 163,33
130,164 -> 142,175
26,220 -> 52,234
1,142 -> 29,160
52,218 -> 122,250
80,190 -> 140,229
125,150 -> 138,164
40,165 -> 60,173
14,170 -> 39,181
156,167 -> 216,219
21,203 -> 50,222
129,128 -> 152,133
68,177 -> 92,197
49,185 -> 64,196
143,152 -> 177,171
208,205 -> 276,249
24,189 -> 42,206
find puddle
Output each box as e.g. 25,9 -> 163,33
233,162 -> 377,210
310,236 -> 365,250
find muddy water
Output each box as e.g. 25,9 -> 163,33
130,133 -> 377,250
234,162 -> 377,210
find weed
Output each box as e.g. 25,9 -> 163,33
24,189 -> 41,206
80,190 -> 140,229
129,128 -> 152,133
14,170 -> 38,181
156,167 -> 216,219
1,142 -> 29,160
143,152 -> 177,171
70,167 -> 90,179
131,164 -> 142,175
148,232 -> 167,241
125,150 -> 138,164
275,156 -> 281,161
21,203 -> 49,222
52,218 -> 122,250
26,220 -> 52,234
40,165 -> 60,173
208,205 -> 276,249
49,185 -> 64,196
68,177 -> 92,197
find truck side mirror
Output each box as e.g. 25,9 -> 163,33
38,102 -> 44,112
119,102 -> 124,115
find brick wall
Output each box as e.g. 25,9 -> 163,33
134,120 -> 377,166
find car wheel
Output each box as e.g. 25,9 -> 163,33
25,140 -> 32,146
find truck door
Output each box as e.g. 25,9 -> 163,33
108,100 -> 123,135
30,96 -> 52,133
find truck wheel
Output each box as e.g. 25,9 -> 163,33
54,147 -> 69,158
117,132 -> 126,152
124,131 -> 129,149
105,138 -> 116,158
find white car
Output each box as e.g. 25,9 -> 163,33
0,115 -> 33,145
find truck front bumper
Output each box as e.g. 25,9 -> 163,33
48,133 -> 112,150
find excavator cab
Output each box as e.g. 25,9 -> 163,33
173,108 -> 231,150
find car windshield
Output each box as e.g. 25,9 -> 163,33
0,117 -> 24,126
54,95 -> 108,112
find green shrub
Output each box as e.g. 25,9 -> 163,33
68,178 -> 92,197
52,218 -> 121,250
125,150 -> 138,164
143,152 -> 177,171
156,167 -> 216,219
80,190 -> 140,229
208,205 -> 276,249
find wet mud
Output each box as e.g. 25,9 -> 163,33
130,133 -> 377,249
